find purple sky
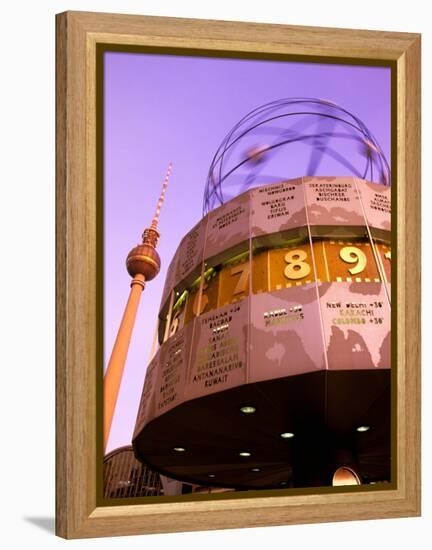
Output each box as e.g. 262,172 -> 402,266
104,51 -> 390,453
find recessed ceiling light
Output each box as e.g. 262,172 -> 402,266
208,474 -> 216,478
173,447 -> 186,452
280,432 -> 295,439
250,467 -> 260,472
280,481 -> 288,486
356,426 -> 370,433
240,405 -> 256,414
239,451 -> 251,457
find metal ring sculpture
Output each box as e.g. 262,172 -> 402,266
203,98 -> 391,215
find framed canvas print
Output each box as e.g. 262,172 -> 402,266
55,11 -> 421,539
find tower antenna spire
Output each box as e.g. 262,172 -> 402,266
151,161 -> 172,232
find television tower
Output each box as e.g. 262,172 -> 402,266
104,163 -> 172,452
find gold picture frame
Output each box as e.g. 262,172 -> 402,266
55,11 -> 421,539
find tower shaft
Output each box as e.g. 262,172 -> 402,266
104,274 -> 145,450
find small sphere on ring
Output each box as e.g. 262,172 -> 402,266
126,244 -> 161,280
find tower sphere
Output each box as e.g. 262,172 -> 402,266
126,244 -> 161,280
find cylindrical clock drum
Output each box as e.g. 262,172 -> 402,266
132,175 -> 391,489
